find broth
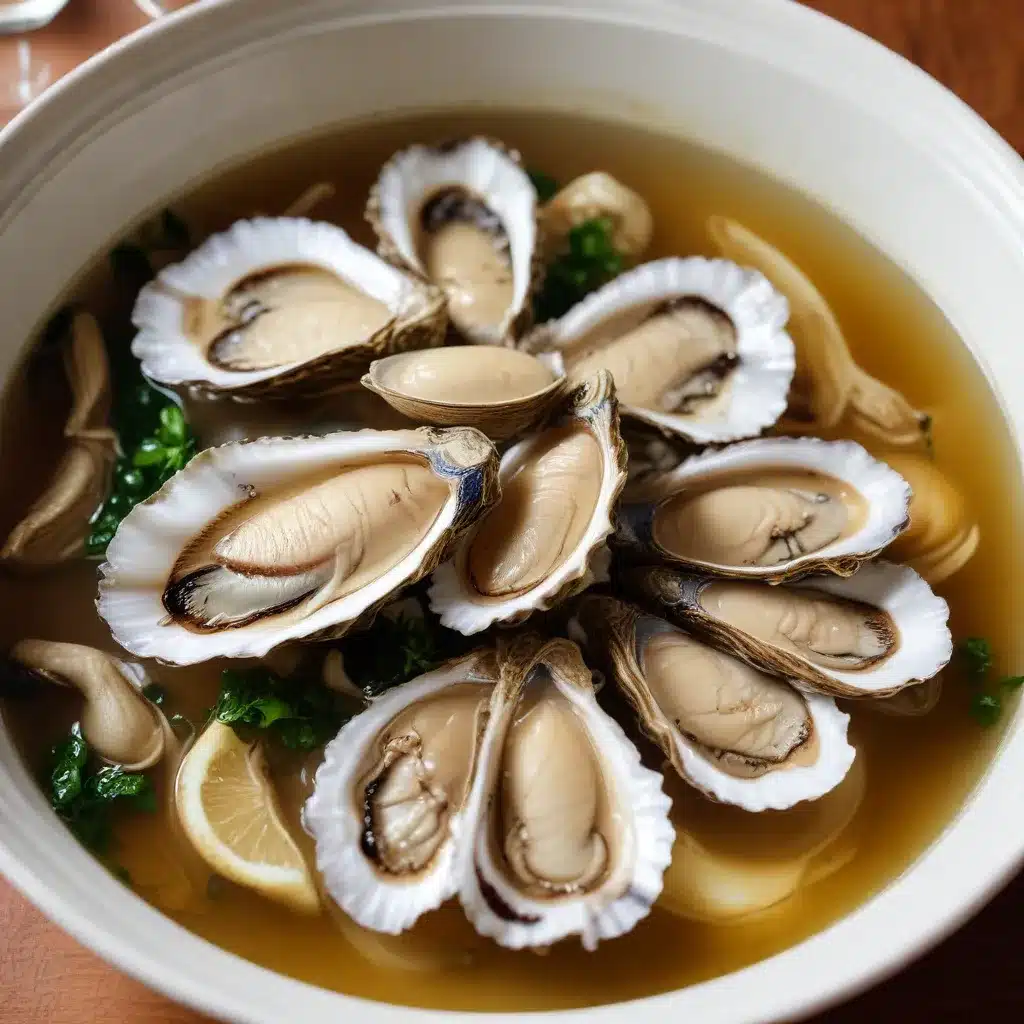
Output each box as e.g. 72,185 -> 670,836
1,108 -> 1021,1012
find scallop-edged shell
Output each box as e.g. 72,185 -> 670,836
570,596 -> 854,811
367,138 -> 539,345
620,561 -> 951,698
97,427 -> 499,664
132,217 -> 447,398
616,437 -> 911,582
361,346 -> 566,441
523,257 -> 795,444
461,636 -> 674,950
429,371 -> 627,634
303,646 -> 517,933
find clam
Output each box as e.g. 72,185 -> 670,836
97,427 -> 499,664
429,371 -> 627,634
616,437 -> 911,582
361,346 -> 566,441
571,596 -> 854,810
131,217 -> 447,398
621,561 -> 952,698
368,138 -> 539,345
523,257 -> 795,444
1,312 -> 118,568
304,635 -> 673,950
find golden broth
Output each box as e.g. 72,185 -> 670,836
1,108 -> 1022,1012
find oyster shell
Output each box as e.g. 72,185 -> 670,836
304,635 -> 673,950
523,257 -> 795,444
97,427 -> 499,664
429,372 -> 627,634
571,596 -> 854,810
621,561 -> 951,698
616,437 -> 911,582
361,346 -> 566,441
132,217 -> 447,398
368,138 -> 539,345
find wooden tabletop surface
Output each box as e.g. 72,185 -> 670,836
1,1 -> 1022,1021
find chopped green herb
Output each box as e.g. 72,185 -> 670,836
142,683 -> 167,706
528,169 -> 559,203
1002,676 -> 1024,691
533,216 -> 625,323
970,692 -> 1002,727
958,637 -> 992,678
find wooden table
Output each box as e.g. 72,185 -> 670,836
1,1 -> 1022,1020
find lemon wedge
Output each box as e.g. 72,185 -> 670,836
175,720 -> 320,914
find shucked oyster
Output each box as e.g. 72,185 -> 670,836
571,596 -> 854,811
524,257 -> 795,444
368,138 -> 539,345
616,437 -> 911,582
429,372 -> 627,634
361,346 -> 566,441
97,427 -> 499,664
304,635 -> 673,950
622,561 -> 951,698
132,217 -> 447,398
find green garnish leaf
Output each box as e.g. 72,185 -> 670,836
1001,676 -> 1024,691
49,723 -> 88,809
958,637 -> 992,678
342,611 -> 450,698
158,404 -> 187,446
528,169 -> 559,203
970,692 -> 1002,727
142,683 -> 167,706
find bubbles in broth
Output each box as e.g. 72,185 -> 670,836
0,109 -> 1020,1012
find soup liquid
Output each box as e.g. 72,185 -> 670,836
1,109 -> 1021,1012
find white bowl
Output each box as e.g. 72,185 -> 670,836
1,1 -> 1023,1021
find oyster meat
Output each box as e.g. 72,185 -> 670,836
97,427 -> 499,663
429,371 -> 627,634
572,596 -> 854,810
361,346 -> 566,440
132,217 -> 447,398
524,257 -> 795,444
368,138 -> 539,345
616,437 -> 911,582
622,561 -> 952,698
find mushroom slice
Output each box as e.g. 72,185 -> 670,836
97,427 -> 499,664
540,172 -> 653,260
616,437 -> 911,582
460,636 -> 673,951
1,312 -> 117,568
368,138 -> 539,345
361,346 -> 566,441
9,639 -> 165,770
621,561 -> 951,698
571,597 -> 854,811
429,372 -> 627,634
132,217 -> 447,398
523,257 -> 795,444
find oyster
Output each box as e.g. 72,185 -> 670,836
707,216 -> 929,446
524,257 -> 795,444
97,427 -> 499,664
621,561 -> 952,698
304,635 -> 673,950
429,372 -> 627,634
368,138 -> 539,345
616,437 -> 911,582
1,311 -> 117,568
571,596 -> 854,810
132,217 -> 447,398
361,346 -> 566,441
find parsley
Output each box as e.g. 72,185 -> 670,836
958,637 -> 993,677
212,668 -> 354,752
46,724 -> 155,855
528,169 -> 559,203
142,683 -> 167,706
534,216 -> 625,323
955,637 -> 1022,727
970,693 -> 1002,727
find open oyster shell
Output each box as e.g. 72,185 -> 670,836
523,257 -> 795,444
304,635 -> 673,950
429,371 -> 627,634
616,437 -> 911,582
571,596 -> 854,811
97,427 -> 499,664
621,561 -> 951,698
132,217 -> 447,398
368,138 -> 539,345
361,346 -> 567,441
